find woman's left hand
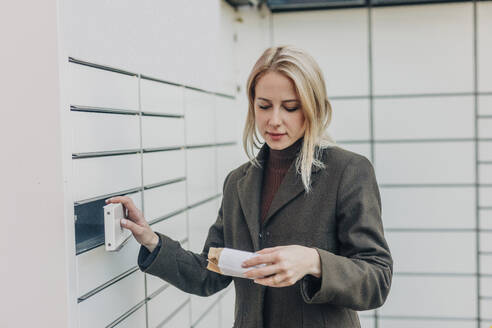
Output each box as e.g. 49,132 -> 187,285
241,245 -> 321,287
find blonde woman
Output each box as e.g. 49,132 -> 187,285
106,45 -> 392,327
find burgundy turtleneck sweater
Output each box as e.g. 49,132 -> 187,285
260,136 -> 304,225
260,136 -> 304,328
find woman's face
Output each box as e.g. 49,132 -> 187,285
254,71 -> 306,150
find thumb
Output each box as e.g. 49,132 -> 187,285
120,218 -> 142,235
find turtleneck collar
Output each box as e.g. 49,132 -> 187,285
266,136 -> 304,170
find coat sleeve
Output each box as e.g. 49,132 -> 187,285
137,172 -> 234,297
300,155 -> 393,311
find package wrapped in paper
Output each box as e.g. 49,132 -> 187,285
207,247 -> 266,279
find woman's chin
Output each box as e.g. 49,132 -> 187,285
266,140 -> 290,150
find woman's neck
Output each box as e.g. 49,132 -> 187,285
267,136 -> 304,170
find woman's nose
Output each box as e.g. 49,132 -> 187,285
268,107 -> 282,127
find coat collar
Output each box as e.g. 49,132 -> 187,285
236,142 -> 325,250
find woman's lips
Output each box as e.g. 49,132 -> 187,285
267,132 -> 286,140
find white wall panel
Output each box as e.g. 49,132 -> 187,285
216,97 -> 239,143
482,301 -> 492,321
480,142 -> 492,161
76,238 -> 140,298
143,149 -> 186,186
380,276 -> 476,318
374,96 -> 474,140
184,90 -> 215,145
146,275 -> 166,299
69,63 -> 138,110
113,306 -> 146,328
140,79 -> 184,115
386,232 -> 475,273
73,153 -> 141,201
150,212 -> 187,248
189,200 -> 221,324
480,164 -> 492,184
187,147 -> 217,204
482,300 -> 492,320
380,319 -> 476,328
143,181 -> 186,221
480,232 -> 492,252
481,277 -> 492,297
372,3 -> 474,95
336,143 -> 372,160
479,95 -> 492,115
478,2 -> 492,92
380,187 -> 475,229
358,316 -> 375,328
71,111 -> 140,153
479,119 -> 492,138
147,285 -> 189,328
375,142 -> 475,184
328,99 -> 370,141
141,116 -> 185,149
179,2 -> 221,90
188,200 -> 219,255
216,1 -> 236,95
161,302 -> 190,328
481,255 -> 492,275
358,309 -> 376,319
480,209 -> 492,229
480,187 -> 492,207
220,288 -> 236,328
273,9 -> 369,96
65,1 -> 234,91
193,300 -> 220,328
236,5 -> 271,86
78,271 -> 145,328
217,145 -> 242,193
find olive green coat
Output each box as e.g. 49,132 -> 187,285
140,143 -> 393,327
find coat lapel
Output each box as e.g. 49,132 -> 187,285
236,142 -> 325,250
236,143 -> 268,251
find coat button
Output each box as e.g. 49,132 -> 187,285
259,232 -> 263,239
266,231 -> 270,237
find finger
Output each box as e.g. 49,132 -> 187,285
254,272 -> 290,287
105,196 -> 126,204
255,246 -> 283,255
106,196 -> 143,224
244,263 -> 281,279
120,218 -> 143,236
242,252 -> 277,268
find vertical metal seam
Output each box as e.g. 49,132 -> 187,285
367,4 -> 378,328
269,7 -> 275,46
473,0 -> 481,326
182,85 -> 193,326
137,74 -> 150,328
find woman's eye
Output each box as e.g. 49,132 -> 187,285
257,105 -> 298,111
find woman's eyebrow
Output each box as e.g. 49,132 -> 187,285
257,97 -> 299,102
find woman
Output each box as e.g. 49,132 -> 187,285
106,45 -> 392,327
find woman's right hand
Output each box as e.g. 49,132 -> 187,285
105,196 -> 159,252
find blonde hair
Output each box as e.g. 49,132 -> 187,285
243,45 -> 337,193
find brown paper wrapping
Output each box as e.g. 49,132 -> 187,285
206,247 -> 223,274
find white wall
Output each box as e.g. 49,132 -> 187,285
1,1 -> 71,327
272,2 -> 492,327
61,0 -> 248,326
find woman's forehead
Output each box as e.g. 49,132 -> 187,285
255,71 -> 298,100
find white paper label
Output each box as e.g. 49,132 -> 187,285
218,248 -> 266,279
